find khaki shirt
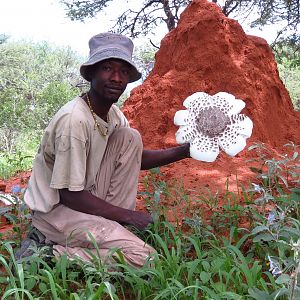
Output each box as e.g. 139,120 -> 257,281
24,96 -> 129,213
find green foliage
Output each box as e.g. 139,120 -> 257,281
0,40 -> 82,154
249,195 -> 300,298
0,212 -> 294,298
277,61 -> 300,111
36,80 -> 81,127
0,192 -> 31,245
116,91 -> 130,108
274,41 -> 300,111
1,145 -> 299,298
248,142 -> 300,192
0,151 -> 32,180
274,38 -> 300,68
0,130 -> 42,179
134,43 -> 156,80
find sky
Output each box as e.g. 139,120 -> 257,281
0,0 -> 117,55
0,0 -> 279,57
0,0 -> 166,56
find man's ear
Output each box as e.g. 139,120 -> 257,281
85,65 -> 95,82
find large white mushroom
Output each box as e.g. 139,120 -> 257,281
174,92 -> 253,162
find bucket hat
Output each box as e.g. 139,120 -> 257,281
80,32 -> 141,83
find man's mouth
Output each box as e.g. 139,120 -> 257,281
105,86 -> 122,93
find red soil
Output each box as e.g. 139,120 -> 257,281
123,0 -> 300,204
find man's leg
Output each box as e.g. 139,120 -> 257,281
91,127 -> 143,209
33,204 -> 154,268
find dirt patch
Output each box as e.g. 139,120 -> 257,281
0,171 -> 31,194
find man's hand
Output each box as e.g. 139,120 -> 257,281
126,211 -> 154,230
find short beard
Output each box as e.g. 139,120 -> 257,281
91,81 -> 124,104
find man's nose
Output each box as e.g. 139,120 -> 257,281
110,70 -> 122,82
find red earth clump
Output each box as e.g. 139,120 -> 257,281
123,0 -> 300,205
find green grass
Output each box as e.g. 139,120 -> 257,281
0,143 -> 299,299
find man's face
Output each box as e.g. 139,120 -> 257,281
90,58 -> 131,103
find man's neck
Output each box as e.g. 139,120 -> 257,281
87,89 -> 113,121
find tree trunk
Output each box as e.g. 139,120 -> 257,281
162,0 -> 176,31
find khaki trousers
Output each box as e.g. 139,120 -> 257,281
32,128 -> 155,268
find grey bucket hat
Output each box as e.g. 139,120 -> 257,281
80,32 -> 141,83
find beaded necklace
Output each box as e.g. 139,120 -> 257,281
86,93 -> 109,136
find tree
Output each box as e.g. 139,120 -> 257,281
218,0 -> 300,46
133,43 -> 157,80
0,41 -> 83,153
61,0 -> 299,44
274,42 -> 300,110
61,0 -> 191,37
278,62 -> 300,111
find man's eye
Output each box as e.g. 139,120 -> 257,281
102,65 -> 111,71
122,69 -> 130,75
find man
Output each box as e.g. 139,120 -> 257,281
20,32 -> 190,267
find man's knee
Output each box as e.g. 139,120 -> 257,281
109,127 -> 142,149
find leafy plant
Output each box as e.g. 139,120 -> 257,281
0,151 -> 32,180
248,142 -> 300,193
1,144 -> 300,298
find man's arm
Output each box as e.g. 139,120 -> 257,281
59,189 -> 153,229
141,143 -> 190,170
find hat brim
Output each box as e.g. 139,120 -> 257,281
80,49 -> 141,83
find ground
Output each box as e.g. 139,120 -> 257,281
0,143 -> 298,236
0,153 -> 259,234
